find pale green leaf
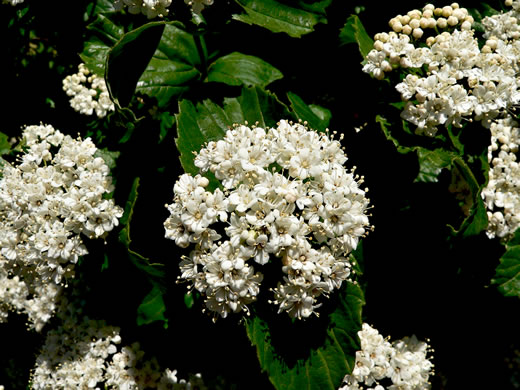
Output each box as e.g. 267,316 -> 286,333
207,52 -> 283,88
137,285 -> 168,326
80,14 -> 124,77
339,15 -> 374,58
135,22 -> 203,107
493,245 -> 520,297
175,99 -> 229,177
232,0 -> 329,38
287,92 -> 330,132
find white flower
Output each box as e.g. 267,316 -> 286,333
63,64 -> 114,118
338,323 -> 433,390
0,124 -> 123,330
166,120 -> 371,319
363,9 -> 520,136
113,0 -> 172,18
2,0 -> 25,5
31,292 -> 206,389
482,115 -> 520,239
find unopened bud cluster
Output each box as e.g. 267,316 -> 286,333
339,323 -> 434,390
0,124 -> 123,330
165,120 -> 371,320
387,3 -> 473,39
363,1 -> 520,136
62,64 -> 114,118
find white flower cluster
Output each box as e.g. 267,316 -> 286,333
113,0 -> 173,18
113,0 -> 213,17
0,266 -> 61,332
0,124 -> 123,330
62,63 -> 115,118
363,2 -> 520,136
481,115 -> 520,239
2,0 -> 25,5
165,120 -> 371,320
31,297 -> 206,390
339,323 -> 434,390
481,0 -> 520,41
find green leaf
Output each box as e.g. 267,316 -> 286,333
447,157 -> 488,238
297,0 -> 332,14
94,148 -> 120,171
493,245 -> 520,297
349,241 -> 365,278
137,284 -> 168,326
376,115 -> 456,183
232,0 -> 329,38
135,22 -> 203,107
184,292 -> 195,309
0,132 -> 11,156
93,0 -> 116,14
128,249 -> 165,279
446,125 -> 464,155
175,99 -> 230,178
207,52 -> 283,88
245,282 -> 364,390
287,92 -> 330,132
119,177 -> 140,245
80,14 -> 124,77
339,15 -> 374,58
106,22 -> 166,108
159,111 -> 175,144
507,228 -> 520,247
229,85 -> 292,128
309,104 -> 331,127
415,148 -> 455,183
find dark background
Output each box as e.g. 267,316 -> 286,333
2,0 -> 520,389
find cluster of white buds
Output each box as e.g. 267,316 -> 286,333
113,0 -> 173,18
481,115 -> 520,239
387,3 -> 473,39
31,294 -> 206,390
363,2 -> 520,136
62,63 -> 114,118
0,124 -> 123,330
165,120 -> 371,320
338,323 -> 434,390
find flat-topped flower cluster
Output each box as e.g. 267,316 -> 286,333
165,120 -> 371,320
339,323 -> 434,390
62,63 -> 115,118
363,2 -> 520,136
0,124 -> 123,330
